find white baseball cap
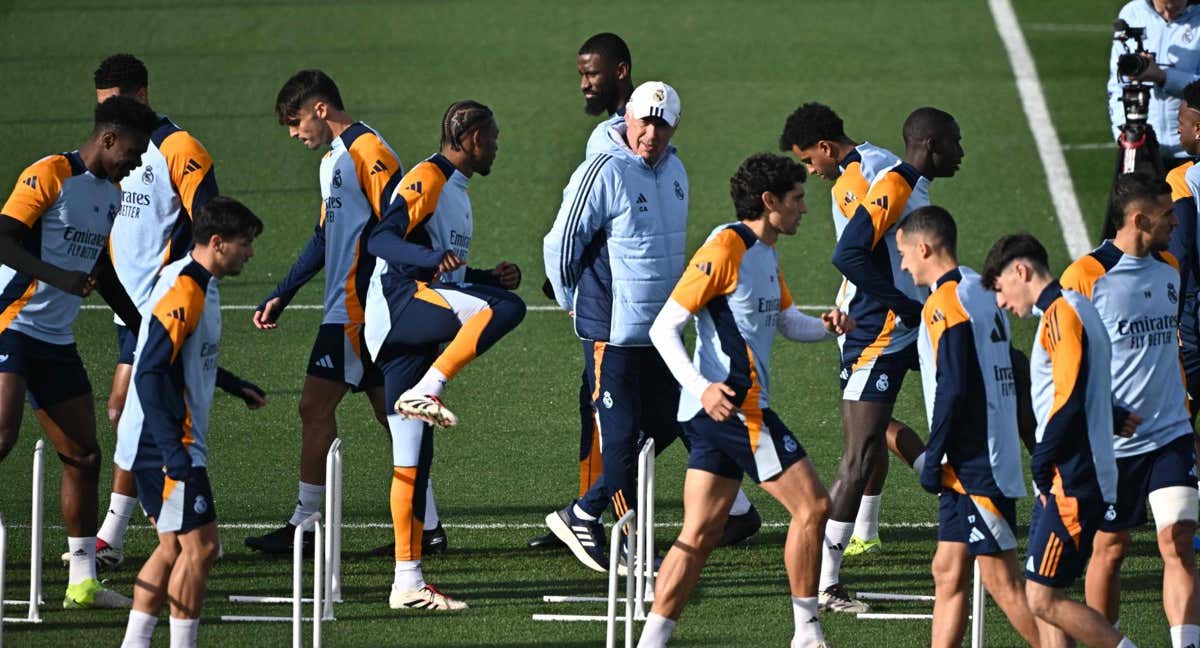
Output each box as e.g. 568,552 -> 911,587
627,81 -> 681,127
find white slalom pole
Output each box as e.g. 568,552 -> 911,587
323,438 -> 342,620
29,440 -> 43,619
1,511 -> 7,647
634,440 -> 649,620
290,512 -> 322,648
970,558 -> 985,647
605,510 -> 636,648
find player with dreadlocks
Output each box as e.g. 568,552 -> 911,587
363,100 -> 526,610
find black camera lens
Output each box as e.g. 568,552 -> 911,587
1117,53 -> 1150,77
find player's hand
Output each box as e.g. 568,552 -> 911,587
821,309 -> 855,335
436,251 -> 465,278
59,271 -> 95,297
493,261 -> 522,289
239,382 -> 268,410
163,458 -> 196,483
701,382 -> 738,422
1115,410 -> 1142,438
253,297 -> 283,330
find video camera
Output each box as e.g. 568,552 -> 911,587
1114,19 -> 1151,76
1113,19 -> 1153,142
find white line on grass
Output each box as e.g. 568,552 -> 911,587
1024,23 -> 1110,33
1061,142 -> 1116,151
8,520 -> 936,531
78,303 -> 837,313
989,0 -> 1093,258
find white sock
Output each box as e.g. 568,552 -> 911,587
853,495 -> 881,541
729,489 -> 752,516
424,478 -> 440,529
288,481 -> 325,527
98,493 -> 138,549
911,452 -> 926,475
573,503 -> 599,522
1171,625 -> 1198,648
120,609 -> 157,648
393,559 -> 425,591
636,612 -> 676,648
67,536 -> 97,584
792,596 -> 824,644
1118,638 -> 1138,648
168,616 -> 199,648
413,368 -> 449,398
818,520 -> 854,591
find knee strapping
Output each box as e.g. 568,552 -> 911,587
58,449 -> 101,473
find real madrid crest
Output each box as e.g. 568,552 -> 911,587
142,165 -> 154,185
332,168 -> 343,189
674,180 -> 684,200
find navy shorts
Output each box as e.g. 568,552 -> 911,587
937,491 -> 1018,555
115,324 -> 136,366
0,328 -> 91,409
839,342 -> 918,403
1026,491 -> 1106,588
134,467 -> 217,534
1103,433 -> 1199,532
683,408 -> 806,484
307,323 -> 383,391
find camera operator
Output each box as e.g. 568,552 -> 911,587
1107,0 -> 1200,166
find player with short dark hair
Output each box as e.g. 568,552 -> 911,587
801,106 -> 964,613
86,53 -> 266,571
528,33 -> 639,551
243,70 -> 440,557
365,100 -> 525,610
895,207 -> 1040,647
274,69 -> 345,125
116,196 -> 262,648
983,233 -> 1138,648
1065,173 -> 1200,648
0,95 -> 156,609
640,153 -> 848,648
779,101 -> 927,560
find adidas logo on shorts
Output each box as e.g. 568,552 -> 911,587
968,527 -> 985,544
314,355 -> 335,370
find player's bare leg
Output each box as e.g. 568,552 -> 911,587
1085,529 -> 1129,623
820,400 -> 890,611
0,372 -> 26,463
247,374 -> 353,554
886,419 -> 926,468
930,541 -> 971,648
167,522 -> 219,619
36,394 -> 101,539
977,551 -> 1042,646
1158,520 -> 1200,631
38,392 -> 130,608
1027,580 -> 1129,647
92,362 -> 136,568
298,374 -> 352,484
130,516 -> 177,615
646,469 -> 740,621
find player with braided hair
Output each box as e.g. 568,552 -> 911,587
364,100 -> 525,610
242,69 -> 444,558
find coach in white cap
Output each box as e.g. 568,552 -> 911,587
542,82 -> 691,573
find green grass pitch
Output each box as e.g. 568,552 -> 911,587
0,0 -> 1175,646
